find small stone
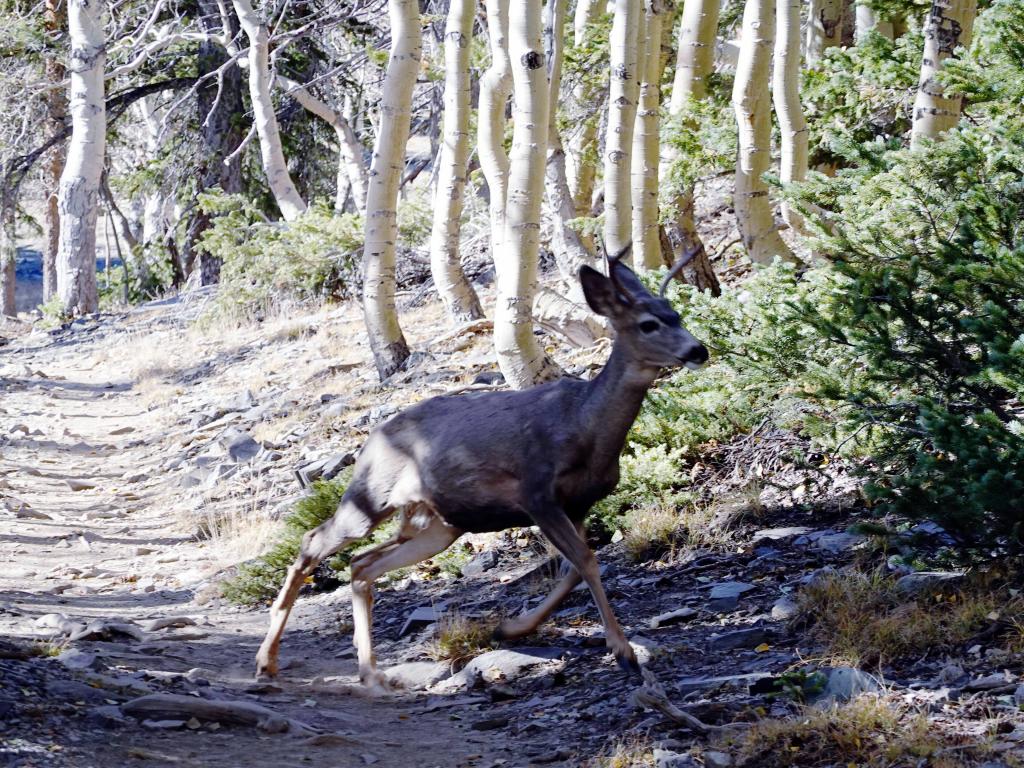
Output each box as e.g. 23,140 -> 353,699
110,426 -> 135,435
707,628 -> 768,652
648,607 -> 698,629
707,581 -> 755,612
964,672 -> 1012,691
752,527 -> 811,544
1014,683 -> 1024,707
895,571 -> 964,597
771,596 -> 799,621
703,750 -> 732,768
461,550 -> 499,577
385,661 -> 451,690
470,716 -> 509,731
65,478 -> 97,491
142,719 -> 186,730
654,748 -> 696,768
399,604 -> 446,637
810,667 -> 881,705
361,753 -> 379,765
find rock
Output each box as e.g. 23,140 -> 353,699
46,679 -> 108,704
800,566 -> 837,586
472,371 -> 505,386
461,550 -> 499,577
56,648 -> 99,671
109,425 -> 135,435
86,704 -> 128,729
675,673 -> 774,695
399,604 -> 447,637
895,571 -> 964,597
435,648 -> 561,691
707,627 -> 768,652
67,619 -> 146,643
470,716 -> 509,731
810,667 -> 881,705
34,613 -> 85,637
1014,684 -> 1024,707
964,672 -> 1013,691
629,635 -> 661,666
140,616 -> 197,632
361,753 -> 380,765
142,719 -> 187,730
221,429 -> 261,463
648,607 -> 698,629
384,661 -> 452,690
771,596 -> 799,621
65,478 -> 97,491
707,581 -> 755,612
703,751 -> 732,768
654,749 -> 697,768
938,662 -> 966,684
14,506 -> 52,521
752,527 -> 811,544
813,531 -> 865,554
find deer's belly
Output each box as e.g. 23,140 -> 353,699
439,504 -> 533,533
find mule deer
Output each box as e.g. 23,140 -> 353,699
255,251 -> 708,687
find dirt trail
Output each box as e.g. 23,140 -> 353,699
0,306 -> 515,768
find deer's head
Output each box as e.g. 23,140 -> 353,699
579,249 -> 709,372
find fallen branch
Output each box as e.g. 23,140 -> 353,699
122,693 -> 318,734
634,668 -> 749,734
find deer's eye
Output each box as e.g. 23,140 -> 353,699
639,320 -> 659,334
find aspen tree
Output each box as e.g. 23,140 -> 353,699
855,1 -> 894,40
772,0 -> 809,234
910,0 -> 977,149
43,0 -> 66,302
631,0 -> 667,269
478,0 -> 512,265
659,0 -> 720,294
495,0 -> 562,387
732,0 -> 795,263
233,0 -> 307,222
806,0 -> 845,65
428,0 -> 484,323
544,0 -> 597,302
604,0 -> 643,259
0,209 -> 13,316
56,0 -> 106,315
362,0 -> 422,378
566,0 -> 602,216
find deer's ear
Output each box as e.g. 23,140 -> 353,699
609,260 -> 647,302
580,265 -> 619,317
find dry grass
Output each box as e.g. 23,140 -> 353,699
426,612 -> 496,665
723,695 -> 997,768
587,737 -> 656,768
798,569 -> 1024,667
192,479 -> 284,565
622,505 -> 680,562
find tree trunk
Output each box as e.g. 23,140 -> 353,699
631,0 -> 666,270
428,0 -> 484,324
733,0 -> 796,264
479,0 -> 513,268
362,0 -> 420,379
855,1 -> 894,40
232,0 -> 306,222
43,0 -> 67,303
0,209 -> 14,317
806,0 -> 845,65
56,0 -> 105,316
565,0 -> 602,217
604,0 -> 643,259
545,0 -> 596,302
495,0 -> 562,388
772,0 -> 808,235
659,0 -> 720,294
910,0 -> 977,150
671,0 -> 720,106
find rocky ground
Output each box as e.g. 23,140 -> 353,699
1,282 -> 1022,768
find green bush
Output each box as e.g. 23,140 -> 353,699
197,194 -> 362,321
222,474 -> 390,605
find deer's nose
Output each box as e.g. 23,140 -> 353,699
681,342 -> 709,369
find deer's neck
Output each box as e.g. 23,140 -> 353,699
581,343 -> 658,464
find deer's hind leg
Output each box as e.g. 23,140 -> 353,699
349,505 -> 461,689
255,486 -> 384,679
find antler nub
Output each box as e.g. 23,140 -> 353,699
659,245 -> 701,298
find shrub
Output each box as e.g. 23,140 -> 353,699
427,612 -> 495,665
221,474 -> 388,605
197,194 -> 362,322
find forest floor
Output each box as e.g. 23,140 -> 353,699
1,282 -> 1022,768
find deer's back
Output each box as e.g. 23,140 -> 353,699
353,380 -> 618,532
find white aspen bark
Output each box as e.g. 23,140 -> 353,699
428,0 -> 484,323
659,0 -> 720,294
604,0 -> 643,259
565,0 -> 602,216
805,0 -> 845,65
545,0 -> 597,303
0,210 -> 14,316
232,0 -> 306,222
910,0 -> 977,150
732,0 -> 796,264
495,0 -> 562,388
772,0 -> 809,235
278,77 -> 368,214
43,0 -> 66,302
631,0 -> 666,270
361,0 -> 420,378
855,2 -> 894,40
56,0 -> 105,316
478,0 -> 513,266
671,0 -> 721,107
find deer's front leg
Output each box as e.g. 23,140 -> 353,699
530,508 -> 639,674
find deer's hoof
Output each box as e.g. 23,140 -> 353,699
615,649 -> 642,677
254,654 -> 278,680
492,618 -> 529,642
359,670 -> 395,697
